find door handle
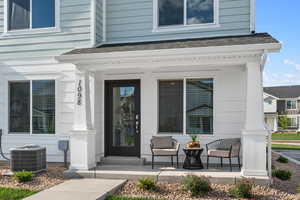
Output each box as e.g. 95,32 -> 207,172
135,114 -> 139,134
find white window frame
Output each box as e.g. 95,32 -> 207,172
157,78 -> 214,135
286,100 -> 297,110
8,79 -> 57,135
287,116 -> 298,128
153,0 -> 220,32
3,0 -> 60,36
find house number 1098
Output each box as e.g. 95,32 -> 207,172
77,80 -> 82,105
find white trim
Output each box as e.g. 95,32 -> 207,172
157,77 -> 215,136
250,0 -> 256,32
263,92 -> 279,100
152,0 -> 220,33
102,0 -> 107,42
7,79 -> 57,136
286,100 -> 297,110
3,0 -> 61,36
286,116 -> 298,128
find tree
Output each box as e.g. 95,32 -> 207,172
278,116 -> 289,130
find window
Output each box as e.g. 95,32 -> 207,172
9,80 -> 55,134
158,79 -> 213,134
287,117 -> 298,128
157,0 -> 217,28
286,100 -> 297,110
186,79 -> 213,134
158,80 -> 183,133
8,0 -> 55,30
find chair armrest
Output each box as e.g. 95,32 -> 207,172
150,143 -> 154,154
206,139 -> 222,151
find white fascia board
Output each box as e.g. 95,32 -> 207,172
57,42 -> 282,64
264,92 -> 279,100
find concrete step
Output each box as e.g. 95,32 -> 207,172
100,156 -> 145,166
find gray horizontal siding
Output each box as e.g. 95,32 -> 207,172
0,0 -> 92,60
105,0 -> 251,44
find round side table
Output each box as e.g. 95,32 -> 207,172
183,148 -> 204,170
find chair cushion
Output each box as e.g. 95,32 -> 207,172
152,149 -> 178,156
152,136 -> 173,149
208,149 -> 230,157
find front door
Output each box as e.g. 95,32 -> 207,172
105,80 -> 140,157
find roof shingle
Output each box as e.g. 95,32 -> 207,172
264,85 -> 300,98
65,33 -> 279,55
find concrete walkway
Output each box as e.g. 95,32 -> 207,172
273,149 -> 300,165
24,179 -> 126,200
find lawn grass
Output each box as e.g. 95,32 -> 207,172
272,132 -> 300,141
106,195 -> 163,200
0,187 -> 38,200
272,144 -> 300,150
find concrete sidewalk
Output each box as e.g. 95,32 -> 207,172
24,179 -> 126,200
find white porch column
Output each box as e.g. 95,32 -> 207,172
70,70 -> 96,170
241,62 -> 268,177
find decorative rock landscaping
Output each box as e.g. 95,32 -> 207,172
0,162 -> 66,191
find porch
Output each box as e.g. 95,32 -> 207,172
56,34 -> 281,179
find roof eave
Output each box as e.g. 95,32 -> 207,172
56,42 -> 281,63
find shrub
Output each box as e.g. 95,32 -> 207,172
137,177 -> 156,191
272,169 -> 292,181
229,179 -> 253,198
13,171 -> 33,183
277,156 -> 288,163
297,184 -> 300,194
183,175 -> 211,196
278,116 -> 289,130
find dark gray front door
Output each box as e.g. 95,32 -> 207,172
105,80 -> 141,157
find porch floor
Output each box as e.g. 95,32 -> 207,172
64,164 -> 269,185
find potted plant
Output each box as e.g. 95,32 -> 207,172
186,135 -> 200,148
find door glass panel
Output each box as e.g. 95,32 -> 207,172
112,86 -> 136,147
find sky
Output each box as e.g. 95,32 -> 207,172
256,1 -> 300,86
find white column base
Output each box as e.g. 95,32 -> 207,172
241,129 -> 268,177
70,130 -> 97,170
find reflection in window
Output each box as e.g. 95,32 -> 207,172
187,0 -> 214,24
32,80 -> 55,134
9,0 -> 30,30
286,100 -> 297,110
159,0 -> 184,26
158,0 -> 215,27
186,79 -> 213,134
112,87 -> 136,147
9,82 -> 30,133
8,0 -> 55,30
287,117 -> 298,128
158,80 -> 183,133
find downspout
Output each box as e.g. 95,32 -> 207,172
91,0 -> 96,47
250,0 -> 256,33
0,129 -> 9,160
102,0 -> 107,43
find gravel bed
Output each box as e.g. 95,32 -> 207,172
272,153 -> 300,194
0,162 -> 67,191
117,153 -> 300,200
117,181 -> 298,200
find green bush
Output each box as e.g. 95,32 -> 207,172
13,171 -> 33,183
272,169 -> 292,181
137,177 -> 156,191
229,179 -> 253,198
183,175 -> 211,196
277,156 -> 289,163
297,184 -> 300,194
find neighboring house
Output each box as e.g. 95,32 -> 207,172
264,85 -> 300,132
0,0 -> 281,179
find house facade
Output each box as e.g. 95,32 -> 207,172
0,0 -> 281,178
264,85 -> 300,132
